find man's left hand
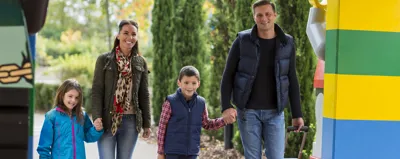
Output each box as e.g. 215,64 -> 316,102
292,117 -> 304,132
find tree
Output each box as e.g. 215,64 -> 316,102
172,0 -> 208,97
40,0 -> 108,40
275,0 -> 317,158
206,0 -> 236,141
110,0 -> 154,48
151,0 -> 177,125
235,0 -> 256,32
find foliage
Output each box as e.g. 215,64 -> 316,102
50,53 -> 97,86
206,0 -> 236,141
276,0 -> 317,158
172,0 -> 209,98
35,83 -> 93,114
234,0 -> 257,32
110,0 -> 154,46
150,0 -> 177,125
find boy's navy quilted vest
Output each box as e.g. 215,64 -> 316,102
164,88 -> 205,155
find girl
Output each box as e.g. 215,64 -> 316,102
92,20 -> 151,159
37,79 -> 104,159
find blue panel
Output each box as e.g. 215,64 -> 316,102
322,117 -> 335,159
322,118 -> 400,159
28,136 -> 32,159
28,34 -> 36,60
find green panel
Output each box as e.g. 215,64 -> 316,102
0,1 -> 24,26
326,30 -> 400,76
326,30 -> 339,74
0,26 -> 32,88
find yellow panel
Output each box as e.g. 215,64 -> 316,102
326,0 -> 339,30
324,74 -> 400,120
328,0 -> 400,32
323,74 -> 338,119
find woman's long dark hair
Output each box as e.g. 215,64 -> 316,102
112,20 -> 140,56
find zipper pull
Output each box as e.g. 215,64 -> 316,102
189,108 -> 191,112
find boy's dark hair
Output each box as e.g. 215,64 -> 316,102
252,0 -> 276,14
178,66 -> 200,81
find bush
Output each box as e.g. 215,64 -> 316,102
35,83 -> 93,114
50,53 -> 96,86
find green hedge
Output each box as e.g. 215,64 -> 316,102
35,83 -> 92,114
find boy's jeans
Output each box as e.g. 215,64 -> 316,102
237,108 -> 285,159
97,114 -> 139,159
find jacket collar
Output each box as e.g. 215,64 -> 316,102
176,88 -> 198,103
250,23 -> 288,46
56,106 -> 75,116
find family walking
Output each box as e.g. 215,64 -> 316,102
37,1 -> 304,159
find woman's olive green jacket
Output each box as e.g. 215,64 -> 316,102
91,51 -> 151,132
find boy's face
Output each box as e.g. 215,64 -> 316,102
177,75 -> 200,100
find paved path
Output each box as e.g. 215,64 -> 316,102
33,113 -> 158,159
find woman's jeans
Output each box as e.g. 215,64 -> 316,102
97,114 -> 139,159
237,108 -> 285,159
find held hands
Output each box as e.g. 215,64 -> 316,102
94,118 -> 103,131
142,128 -> 151,138
222,108 -> 237,124
292,117 -> 305,132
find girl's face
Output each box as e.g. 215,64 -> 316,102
63,89 -> 79,111
117,24 -> 138,51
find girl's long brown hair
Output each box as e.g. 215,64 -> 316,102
112,20 -> 140,56
53,79 -> 84,124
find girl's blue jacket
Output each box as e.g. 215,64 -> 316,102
37,107 -> 103,159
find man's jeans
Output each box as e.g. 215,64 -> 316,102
97,114 -> 139,159
237,108 -> 285,159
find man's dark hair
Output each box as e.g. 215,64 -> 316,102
178,66 -> 200,81
252,0 -> 276,14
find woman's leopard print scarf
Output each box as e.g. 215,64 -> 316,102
111,46 -> 133,135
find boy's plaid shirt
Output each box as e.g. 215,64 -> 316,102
157,100 -> 226,154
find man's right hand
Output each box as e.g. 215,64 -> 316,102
222,108 -> 237,124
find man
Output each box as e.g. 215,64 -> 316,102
220,1 -> 304,159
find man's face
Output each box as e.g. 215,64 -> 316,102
253,4 -> 277,32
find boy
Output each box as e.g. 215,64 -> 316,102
157,66 -> 231,159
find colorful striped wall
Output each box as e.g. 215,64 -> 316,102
323,0 -> 400,159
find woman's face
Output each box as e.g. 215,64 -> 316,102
117,24 -> 138,51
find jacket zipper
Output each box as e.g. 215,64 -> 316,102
186,100 -> 193,155
275,44 -> 282,113
71,117 -> 76,159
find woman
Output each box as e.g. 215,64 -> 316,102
92,20 -> 151,159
